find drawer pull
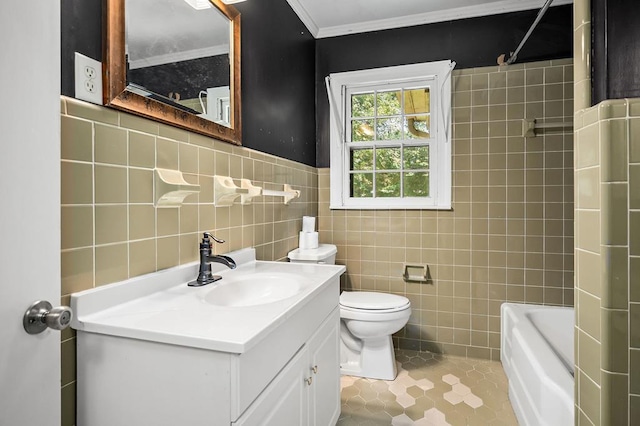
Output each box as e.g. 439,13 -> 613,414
312,365 -> 318,374
305,377 -> 313,386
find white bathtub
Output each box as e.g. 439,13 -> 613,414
501,303 -> 574,426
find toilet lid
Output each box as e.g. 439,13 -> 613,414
340,291 -> 410,310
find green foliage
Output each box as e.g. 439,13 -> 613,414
351,149 -> 373,170
376,91 -> 401,116
351,93 -> 374,117
348,88 -> 431,199
404,146 -> 429,169
375,148 -> 401,170
404,172 -> 429,197
350,173 -> 373,197
376,173 -> 401,197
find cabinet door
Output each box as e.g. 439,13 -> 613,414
234,347 -> 309,426
307,308 -> 340,426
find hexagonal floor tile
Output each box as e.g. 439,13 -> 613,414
391,413 -> 417,426
452,383 -> 471,396
396,393 -> 416,408
464,393 -> 484,409
442,373 -> 460,385
423,407 -> 452,425
416,378 -> 435,390
337,349 -> 515,426
443,390 -> 465,405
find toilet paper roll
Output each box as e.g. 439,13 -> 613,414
299,231 -> 319,250
302,216 -> 316,233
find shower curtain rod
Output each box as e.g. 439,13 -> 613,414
504,0 -> 555,65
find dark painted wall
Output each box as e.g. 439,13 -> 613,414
235,0 -> 316,166
60,0 -> 317,166
60,2 -> 572,168
127,55 -> 230,100
60,0 -> 102,97
315,5 -> 573,167
592,0 -> 640,104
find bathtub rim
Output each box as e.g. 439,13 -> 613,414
501,302 -> 575,426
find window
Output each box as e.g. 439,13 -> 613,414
327,61 -> 454,209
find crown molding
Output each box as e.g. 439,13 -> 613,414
288,0 -> 573,39
286,0 -> 319,38
128,44 -> 229,69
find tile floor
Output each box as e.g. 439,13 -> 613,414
337,349 -> 518,425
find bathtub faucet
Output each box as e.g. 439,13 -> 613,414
188,232 -> 236,287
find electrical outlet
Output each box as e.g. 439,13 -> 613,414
84,65 -> 96,79
84,80 -> 97,93
75,52 -> 102,105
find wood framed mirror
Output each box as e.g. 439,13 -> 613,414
104,0 -> 241,145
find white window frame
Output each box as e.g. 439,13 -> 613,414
327,60 -> 454,210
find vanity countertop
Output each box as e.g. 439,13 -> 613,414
71,248 -> 345,353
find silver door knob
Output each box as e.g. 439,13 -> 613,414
23,300 -> 73,335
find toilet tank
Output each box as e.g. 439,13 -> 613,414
288,244 -> 337,265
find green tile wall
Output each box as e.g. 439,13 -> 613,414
59,96 -> 317,425
318,59 -> 575,361
575,97 -> 640,425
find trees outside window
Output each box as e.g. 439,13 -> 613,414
327,61 -> 454,210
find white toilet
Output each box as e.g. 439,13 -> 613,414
287,244 -> 337,265
288,244 -> 411,381
339,291 -> 411,380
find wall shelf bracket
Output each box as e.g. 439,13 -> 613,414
213,177 -> 300,206
262,184 -> 301,205
154,168 -> 200,207
214,175 -> 248,207
240,179 -> 262,205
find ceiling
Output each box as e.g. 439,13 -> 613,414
126,0 -> 573,67
126,0 -> 230,68
285,0 -> 573,38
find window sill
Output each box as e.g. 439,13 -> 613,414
329,203 -> 452,211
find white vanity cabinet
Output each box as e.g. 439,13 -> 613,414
72,251 -> 345,426
307,307 -> 341,426
234,308 -> 340,426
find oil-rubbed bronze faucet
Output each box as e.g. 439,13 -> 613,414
188,232 -> 236,287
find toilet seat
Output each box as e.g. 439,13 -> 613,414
339,291 -> 412,380
340,291 -> 410,313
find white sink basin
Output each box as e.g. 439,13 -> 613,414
70,247 -> 346,353
201,272 -> 309,307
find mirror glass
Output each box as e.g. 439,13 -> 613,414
104,0 -> 241,145
125,0 -> 232,127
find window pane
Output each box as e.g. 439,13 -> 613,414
376,117 -> 402,140
403,172 -> 429,197
351,173 -> 373,198
351,119 -> 374,142
376,91 -> 401,116
404,115 -> 430,139
375,147 -> 401,170
351,149 -> 373,171
375,172 -> 401,197
404,88 -> 430,114
404,146 -> 429,169
351,93 -> 375,117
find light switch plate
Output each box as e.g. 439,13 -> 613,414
74,52 -> 103,105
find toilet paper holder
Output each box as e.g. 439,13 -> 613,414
402,264 -> 429,283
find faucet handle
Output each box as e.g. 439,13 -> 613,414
203,232 -> 225,244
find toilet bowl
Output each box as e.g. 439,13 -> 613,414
287,244 -> 411,380
339,291 -> 411,380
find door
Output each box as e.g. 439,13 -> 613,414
0,0 -> 61,425
233,347 -> 309,426
308,308 -> 341,426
